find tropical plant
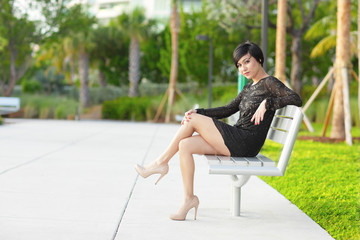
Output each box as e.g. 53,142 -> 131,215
304,0 -> 358,59
115,7 -> 157,97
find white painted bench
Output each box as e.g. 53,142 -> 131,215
204,105 -> 303,216
0,97 -> 20,115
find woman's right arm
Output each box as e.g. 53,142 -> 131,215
195,92 -> 242,119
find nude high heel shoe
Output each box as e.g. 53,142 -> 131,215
169,195 -> 199,221
134,162 -> 169,185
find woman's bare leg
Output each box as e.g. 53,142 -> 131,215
156,113 -> 230,165
169,114 -> 230,219
178,135 -> 218,199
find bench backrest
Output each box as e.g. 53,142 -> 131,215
266,105 -> 303,175
0,97 -> 20,115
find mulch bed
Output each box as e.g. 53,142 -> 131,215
298,136 -> 360,143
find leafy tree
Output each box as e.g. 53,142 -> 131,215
0,0 -> 37,96
53,4 -> 96,108
89,26 -> 129,87
158,2 -> 242,87
140,28 -> 168,83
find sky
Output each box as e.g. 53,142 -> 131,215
13,0 -> 45,21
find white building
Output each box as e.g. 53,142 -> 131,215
69,0 -> 202,24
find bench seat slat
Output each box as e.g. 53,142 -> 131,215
243,157 -> 262,167
205,155 -> 276,167
255,154 -> 276,167
209,165 -> 282,176
217,156 -> 235,165
231,157 -> 248,166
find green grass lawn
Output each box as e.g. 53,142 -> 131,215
260,124 -> 360,240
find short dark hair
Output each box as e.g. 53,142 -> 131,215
233,41 -> 264,68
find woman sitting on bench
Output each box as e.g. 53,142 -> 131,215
135,41 -> 302,221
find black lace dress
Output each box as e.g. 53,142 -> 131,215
196,76 -> 302,157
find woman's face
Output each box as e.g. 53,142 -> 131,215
236,53 -> 262,80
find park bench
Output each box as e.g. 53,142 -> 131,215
0,97 -> 20,115
204,105 -> 303,216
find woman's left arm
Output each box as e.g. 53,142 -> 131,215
251,77 -> 302,125
264,77 -> 302,111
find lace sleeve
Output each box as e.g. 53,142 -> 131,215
264,77 -> 302,111
196,88 -> 245,119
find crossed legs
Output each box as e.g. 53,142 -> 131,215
155,114 -> 230,218
136,113 -> 230,219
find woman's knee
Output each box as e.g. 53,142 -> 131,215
184,113 -> 203,131
179,138 -> 193,154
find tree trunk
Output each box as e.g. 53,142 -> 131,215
79,51 -> 90,108
1,39 -> 17,97
358,0 -> 360,122
98,69 -> 107,87
165,1 -> 179,123
290,33 -> 302,94
275,0 -> 287,83
128,36 -> 140,97
331,0 -> 351,139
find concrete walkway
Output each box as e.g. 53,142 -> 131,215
0,119 -> 334,240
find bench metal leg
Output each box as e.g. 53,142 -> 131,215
230,175 -> 251,216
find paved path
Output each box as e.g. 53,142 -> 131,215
0,119 -> 334,240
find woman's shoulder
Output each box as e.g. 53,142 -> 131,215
264,75 -> 286,86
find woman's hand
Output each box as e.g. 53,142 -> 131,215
251,100 -> 267,125
181,109 -> 197,125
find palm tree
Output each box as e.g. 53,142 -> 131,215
59,5 -> 96,108
274,0 -> 287,83
165,0 -> 180,123
306,0 -> 355,141
305,3 -> 357,59
117,7 -> 155,97
331,0 -> 351,140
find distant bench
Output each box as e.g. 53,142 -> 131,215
204,105 -> 303,216
0,97 -> 20,115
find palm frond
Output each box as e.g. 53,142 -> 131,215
310,35 -> 336,58
305,15 -> 336,40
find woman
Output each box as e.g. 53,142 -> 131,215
135,41 -> 302,221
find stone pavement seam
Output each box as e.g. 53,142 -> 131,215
110,124 -> 160,240
0,128 -> 106,176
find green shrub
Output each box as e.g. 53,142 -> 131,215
102,96 -> 158,121
21,79 -> 42,94
20,94 -> 78,119
89,86 -> 125,105
306,97 -> 359,127
0,115 -> 3,125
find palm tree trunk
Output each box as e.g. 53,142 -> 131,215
79,51 -> 90,108
275,0 -> 287,83
165,1 -> 179,123
129,36 -> 140,97
98,69 -> 107,87
358,0 -> 360,122
290,33 -> 302,94
331,0 -> 351,139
